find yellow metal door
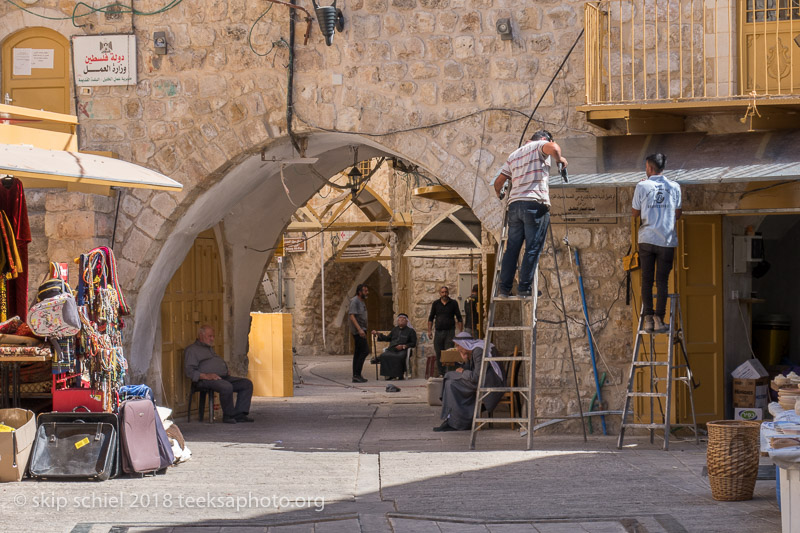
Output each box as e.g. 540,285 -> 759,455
160,229 -> 224,414
676,216 -> 724,424
1,28 -> 71,131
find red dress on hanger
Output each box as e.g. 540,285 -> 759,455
0,178 -> 31,320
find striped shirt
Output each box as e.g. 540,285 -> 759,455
498,140 -> 552,205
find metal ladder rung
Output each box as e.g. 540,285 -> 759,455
474,417 -> 530,423
621,423 -> 668,429
626,392 -> 668,398
483,356 -> 529,362
477,386 -> 531,392
493,296 -> 534,301
487,326 -> 530,332
632,361 -> 669,367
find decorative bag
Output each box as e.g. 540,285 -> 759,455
29,292 -> 80,338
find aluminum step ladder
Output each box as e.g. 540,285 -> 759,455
469,209 -> 538,451
618,294 -> 700,450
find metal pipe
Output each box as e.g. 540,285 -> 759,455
321,232 -> 326,350
575,248 -> 607,435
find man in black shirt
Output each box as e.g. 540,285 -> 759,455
427,286 -> 463,377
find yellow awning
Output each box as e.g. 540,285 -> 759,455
0,143 -> 182,195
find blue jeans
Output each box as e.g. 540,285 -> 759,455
499,200 -> 550,294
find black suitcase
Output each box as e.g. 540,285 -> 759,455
29,411 -> 119,481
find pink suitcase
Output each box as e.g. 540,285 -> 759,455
119,398 -> 161,475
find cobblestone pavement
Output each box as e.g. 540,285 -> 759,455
1,355 -> 781,533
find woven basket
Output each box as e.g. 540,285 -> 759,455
706,420 -> 762,501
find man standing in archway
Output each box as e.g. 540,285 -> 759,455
349,284 -> 370,383
427,286 -> 463,377
493,130 -> 568,298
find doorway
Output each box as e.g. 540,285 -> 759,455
160,229 -> 224,414
1,27 -> 71,131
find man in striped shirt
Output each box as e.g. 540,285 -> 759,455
492,130 -> 568,297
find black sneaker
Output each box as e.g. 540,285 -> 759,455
235,414 -> 254,423
352,376 -> 367,383
222,416 -> 238,424
496,290 -> 511,299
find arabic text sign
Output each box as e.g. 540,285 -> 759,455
549,187 -> 619,224
73,35 -> 137,86
283,237 -> 307,253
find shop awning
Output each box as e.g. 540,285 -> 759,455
0,143 -> 182,195
551,130 -> 800,189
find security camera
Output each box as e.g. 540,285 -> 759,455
496,18 -> 512,41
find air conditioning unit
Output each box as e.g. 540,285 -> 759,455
733,235 -> 764,273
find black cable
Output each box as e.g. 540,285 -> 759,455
286,12 -> 302,155
518,29 -> 584,147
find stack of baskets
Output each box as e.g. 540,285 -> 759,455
706,420 -> 762,501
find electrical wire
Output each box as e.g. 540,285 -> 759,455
4,0 -> 183,25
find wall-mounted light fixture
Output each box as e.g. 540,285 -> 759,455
496,18 -> 513,41
153,32 -> 167,55
311,0 -> 344,46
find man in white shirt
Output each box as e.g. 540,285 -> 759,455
632,153 -> 682,334
492,130 -> 568,297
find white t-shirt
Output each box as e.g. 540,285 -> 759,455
632,175 -> 682,247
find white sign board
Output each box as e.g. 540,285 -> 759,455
73,35 -> 137,86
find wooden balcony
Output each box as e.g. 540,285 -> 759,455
580,0 -> 800,132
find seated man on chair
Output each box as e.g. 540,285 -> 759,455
372,313 -> 417,381
434,332 -> 504,432
184,325 -> 254,424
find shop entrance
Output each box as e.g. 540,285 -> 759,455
160,229 -> 224,414
1,27 -> 71,132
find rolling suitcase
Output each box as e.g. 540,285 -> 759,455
29,410 -> 119,481
119,398 -> 161,475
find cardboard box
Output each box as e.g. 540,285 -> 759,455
735,407 -> 764,421
0,408 -> 36,482
733,377 -> 770,409
731,358 -> 769,379
440,349 -> 462,364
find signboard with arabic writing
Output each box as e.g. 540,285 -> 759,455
549,187 -> 619,224
73,35 -> 136,86
283,236 -> 307,253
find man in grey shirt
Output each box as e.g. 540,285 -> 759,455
348,284 -> 369,383
184,325 -> 254,424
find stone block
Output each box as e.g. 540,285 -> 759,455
390,0 -> 416,9
459,11 -> 481,32
149,121 -> 179,141
408,61 -> 439,80
438,11 -> 458,32
45,211 -> 94,239
394,37 -> 424,60
419,82 -> 438,105
365,0 -> 388,13
86,99 -> 122,120
528,33 -> 554,53
366,41 -> 391,61
441,81 -> 475,103
45,193 -> 85,212
143,100 -> 166,120
453,35 -> 475,59
427,36 -> 452,59
548,6 -> 576,30
491,57 -> 518,80
134,208 -> 167,239
89,125 -> 125,143
350,15 -> 382,39
410,12 -> 436,33
382,61 -> 408,81
517,6 -> 542,30
190,26 -> 217,47
383,13 -> 405,34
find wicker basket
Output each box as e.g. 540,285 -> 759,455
706,420 -> 762,501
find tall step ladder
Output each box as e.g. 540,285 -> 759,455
469,212 -> 537,451
618,294 -> 700,450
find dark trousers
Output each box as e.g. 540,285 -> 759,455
499,200 -> 550,293
434,328 -> 456,377
197,375 -> 253,418
639,243 -> 675,319
352,334 -> 369,377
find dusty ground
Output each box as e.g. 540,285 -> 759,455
0,355 -> 782,532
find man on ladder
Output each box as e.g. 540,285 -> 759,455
492,130 -> 568,297
632,153 -> 681,334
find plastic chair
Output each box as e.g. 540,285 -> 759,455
371,331 -> 414,380
187,381 -> 215,423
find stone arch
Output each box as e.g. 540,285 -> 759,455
128,132 -> 504,382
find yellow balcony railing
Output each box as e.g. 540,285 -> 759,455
584,0 -> 800,105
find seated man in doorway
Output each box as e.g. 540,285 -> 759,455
184,325 -> 254,424
372,313 -> 417,381
433,332 -> 504,432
